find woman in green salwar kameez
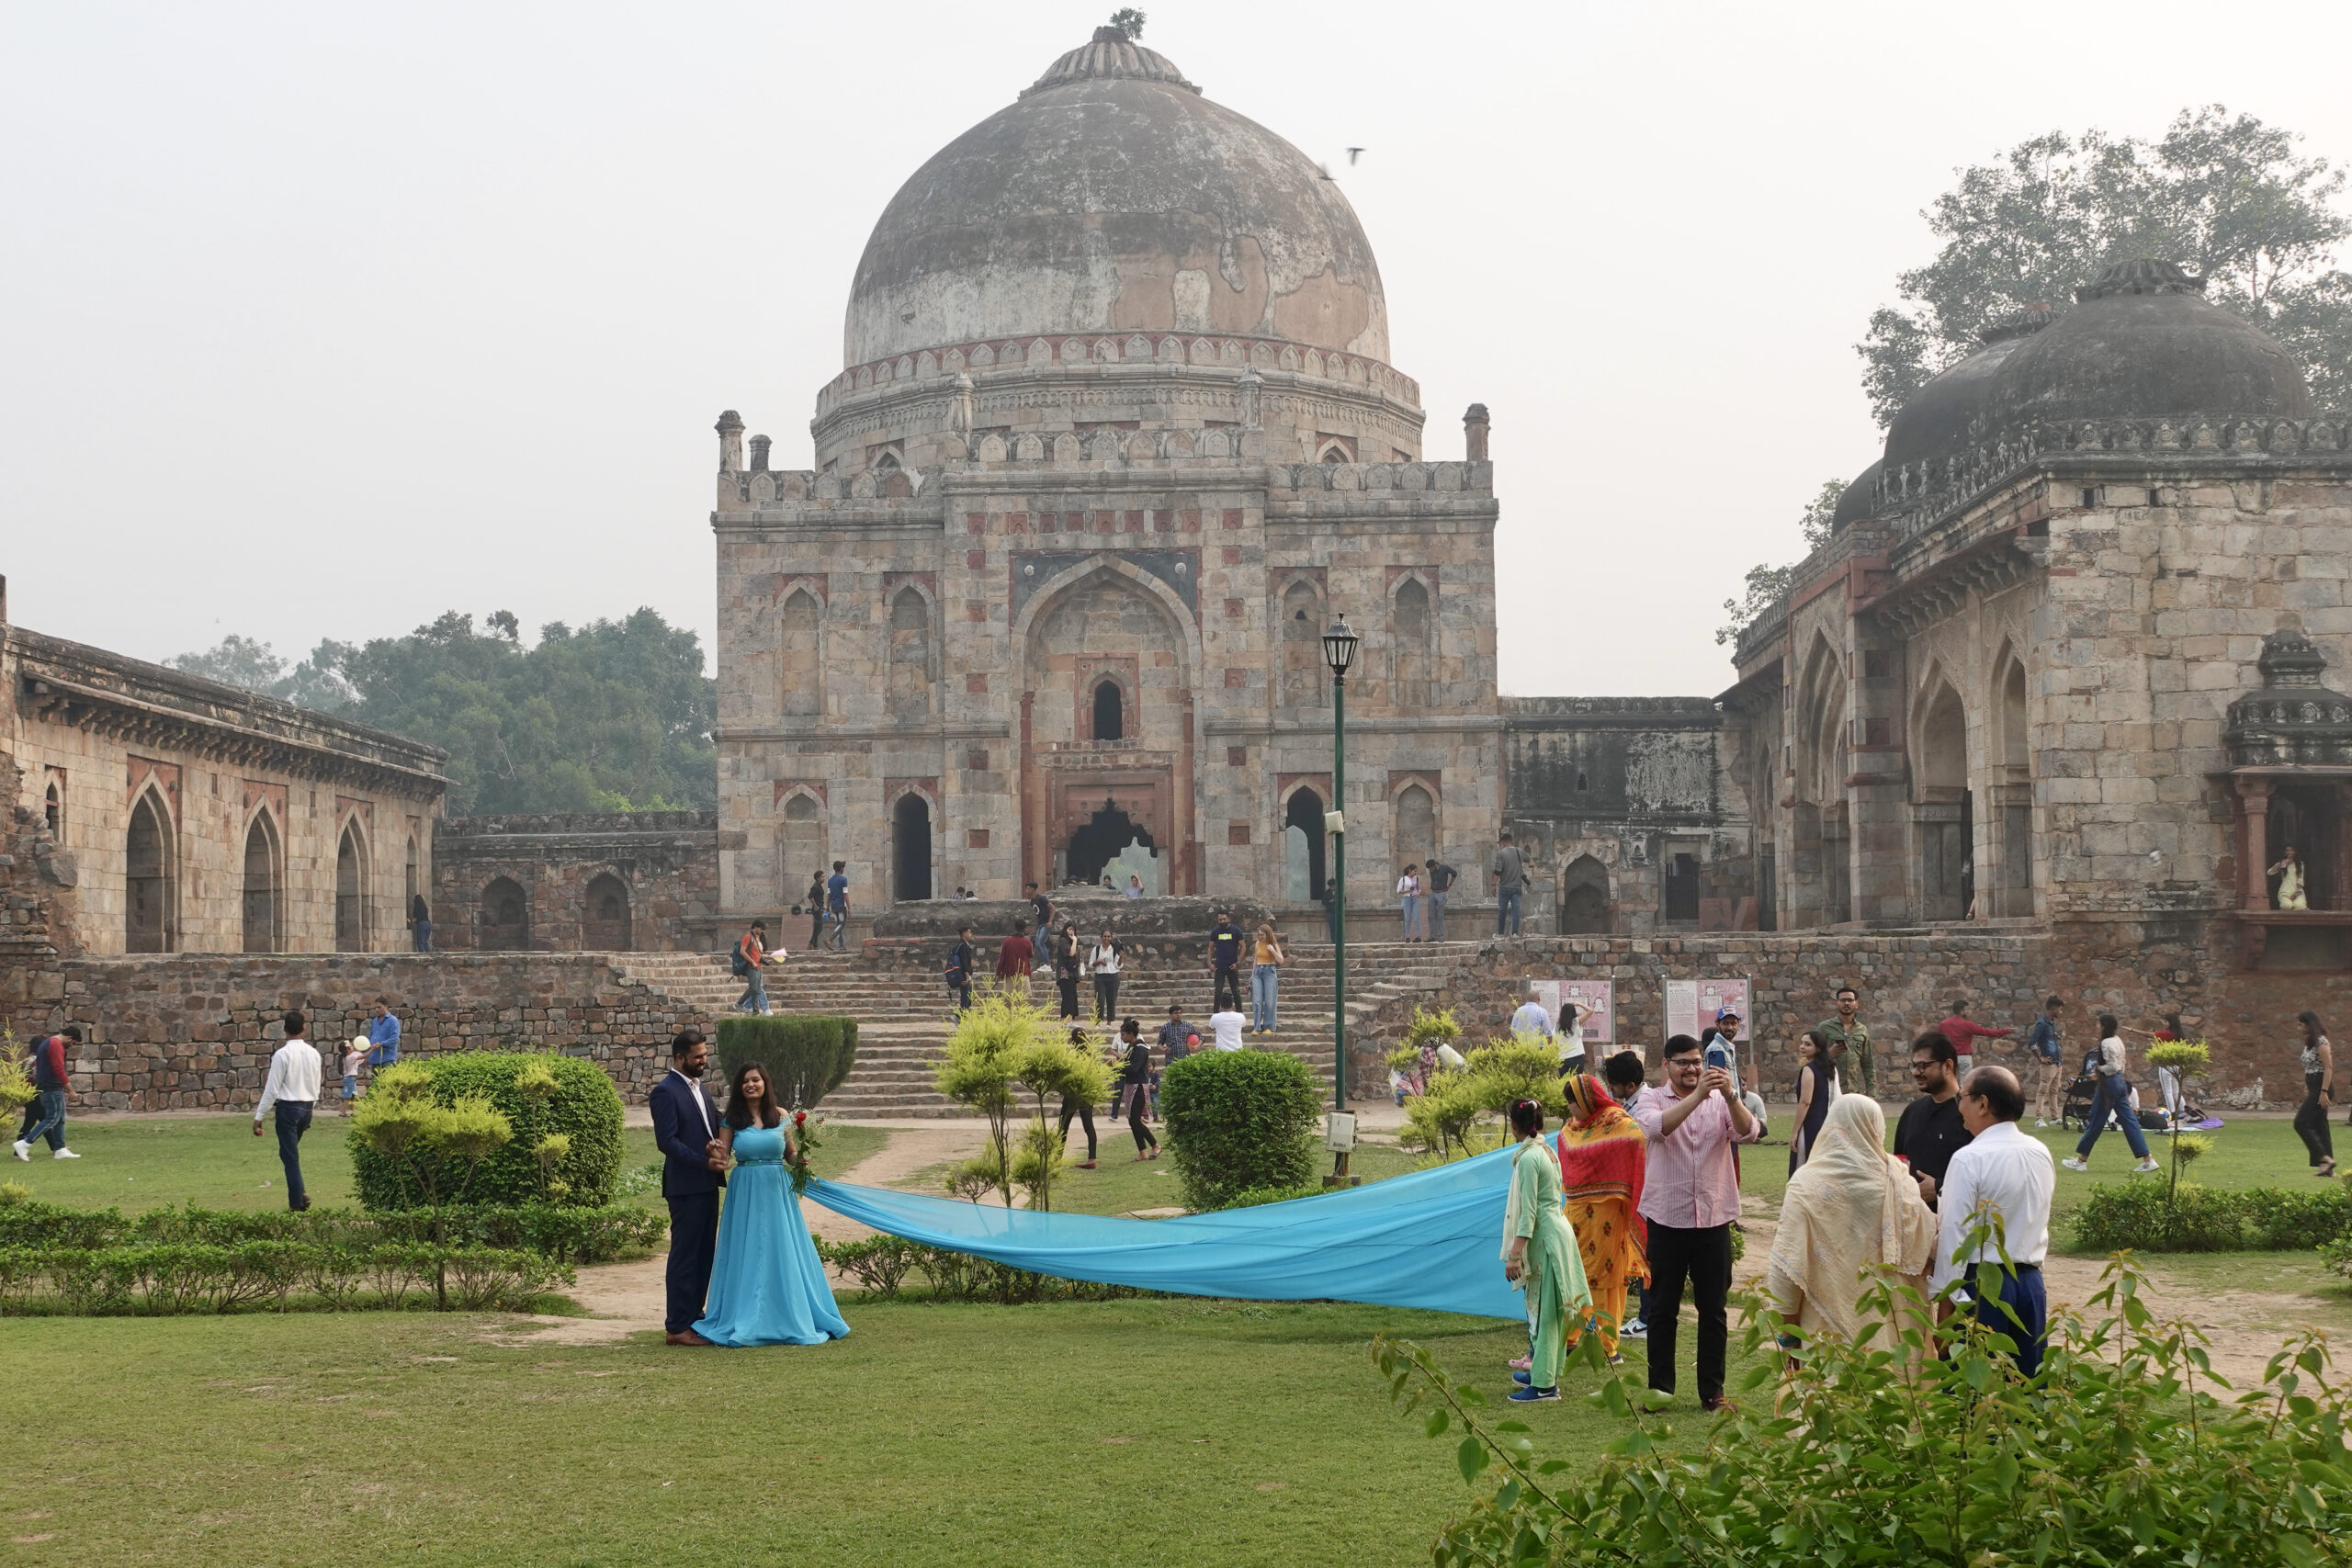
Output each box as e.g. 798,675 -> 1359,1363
1502,1098 -> 1591,1402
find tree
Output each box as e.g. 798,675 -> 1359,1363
168,606 -> 718,814
1715,479 -> 1845,648
1108,7 -> 1146,39
1862,107 -> 2352,423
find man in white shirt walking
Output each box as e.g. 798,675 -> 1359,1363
1936,1065 -> 2056,1377
252,1011 -> 323,1212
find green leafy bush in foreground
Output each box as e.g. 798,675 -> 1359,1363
1159,1048 -> 1324,1212
1378,1255 -> 2352,1567
2072,1178 -> 2352,1253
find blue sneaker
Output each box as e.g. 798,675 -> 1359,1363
1507,1385 -> 1559,1403
1511,1370 -> 1531,1385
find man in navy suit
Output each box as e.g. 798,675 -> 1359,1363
650,1027 -> 726,1346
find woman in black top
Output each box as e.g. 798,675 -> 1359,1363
1117,1019 -> 1159,1159
1053,924 -> 1083,1021
2297,1010 -> 2335,1177
1788,1029 -> 1838,1175
805,874 -> 828,952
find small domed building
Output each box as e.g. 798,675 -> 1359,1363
1725,256 -> 2352,984
711,28 -> 1516,914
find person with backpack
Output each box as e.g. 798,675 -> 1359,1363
12,1025 -> 81,1162
1087,928 -> 1124,1023
944,925 -> 976,1017
731,921 -> 773,1014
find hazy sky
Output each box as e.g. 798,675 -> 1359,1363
6,1 -> 2350,696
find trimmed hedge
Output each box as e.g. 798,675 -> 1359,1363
0,1198 -> 664,1265
813,1234 -> 1151,1305
0,1242 -> 569,1316
2071,1179 -> 2352,1253
348,1052 -> 624,1210
1159,1048 -> 1325,1213
714,1015 -> 859,1109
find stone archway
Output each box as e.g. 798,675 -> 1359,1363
583,872 -> 633,951
125,788 -> 175,953
1559,853 -> 1611,934
243,811 -> 282,953
892,793 -> 934,902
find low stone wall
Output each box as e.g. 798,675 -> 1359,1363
432,812 -> 719,953
21,953 -> 710,1112
1344,917 -> 2348,1107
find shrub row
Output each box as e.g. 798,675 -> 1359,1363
0,1242 -> 571,1316
2071,1180 -> 2352,1253
0,1199 -> 665,1266
350,1052 -> 625,1211
714,1016 -> 860,1109
814,1235 -> 1153,1306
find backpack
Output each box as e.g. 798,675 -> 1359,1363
730,945 -> 752,977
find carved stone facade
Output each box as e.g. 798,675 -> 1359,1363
713,31 -> 1514,933
3,588 -> 447,958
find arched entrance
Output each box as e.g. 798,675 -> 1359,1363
1283,789 -> 1326,903
481,876 -> 530,950
1068,797 -> 1155,888
583,873 -> 633,950
335,824 -> 368,952
1559,854 -> 1610,934
892,794 -> 933,902
125,791 -> 173,953
243,814 -> 281,953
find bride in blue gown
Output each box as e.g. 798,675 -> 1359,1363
693,1063 -> 850,1348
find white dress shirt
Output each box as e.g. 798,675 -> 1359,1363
1510,1001 -> 1554,1039
1932,1118 -> 2055,1290
255,1037 -> 323,1119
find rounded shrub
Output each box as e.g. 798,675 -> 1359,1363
714,1016 -> 859,1109
348,1052 -> 623,1211
1159,1048 -> 1325,1213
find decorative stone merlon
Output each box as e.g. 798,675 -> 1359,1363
2226,626 -> 2352,768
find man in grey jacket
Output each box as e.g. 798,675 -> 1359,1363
1490,832 -> 1526,936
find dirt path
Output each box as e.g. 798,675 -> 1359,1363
486,1122 -> 988,1348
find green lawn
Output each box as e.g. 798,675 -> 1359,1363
0,1294 -> 1751,1567
6,1116 -> 887,1215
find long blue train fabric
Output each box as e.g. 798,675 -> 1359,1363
803,1145 -> 1523,1320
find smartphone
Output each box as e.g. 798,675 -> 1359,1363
1704,1039 -> 1731,1072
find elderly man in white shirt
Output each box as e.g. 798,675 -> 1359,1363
253,1010 -> 324,1212
1510,986 -> 1554,1043
1935,1064 -> 2056,1376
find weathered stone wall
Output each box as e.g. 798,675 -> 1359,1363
3,618 -> 447,957
0,742 -> 82,1030
432,812 -> 719,953
18,953 -> 704,1111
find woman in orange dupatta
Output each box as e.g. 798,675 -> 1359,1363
1555,1074 -> 1649,1363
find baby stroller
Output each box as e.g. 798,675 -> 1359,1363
2059,1068 -> 2100,1133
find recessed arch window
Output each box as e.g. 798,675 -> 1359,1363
1091,678 -> 1125,742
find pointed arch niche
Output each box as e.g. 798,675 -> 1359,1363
125,786 -> 176,953
1912,671 -> 1972,922
242,808 -> 283,953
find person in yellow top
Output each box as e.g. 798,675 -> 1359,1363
1503,1097 -> 1592,1403
1250,920 -> 1285,1035
2272,844 -> 2310,909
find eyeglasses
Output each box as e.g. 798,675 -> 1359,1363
1910,1059 -> 1939,1074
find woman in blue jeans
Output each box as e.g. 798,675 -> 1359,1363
1250,921 -> 1283,1034
2063,1012 -> 2160,1175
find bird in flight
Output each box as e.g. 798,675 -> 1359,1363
1345,147 -> 1365,164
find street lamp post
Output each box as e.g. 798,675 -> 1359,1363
1321,615 -> 1360,1131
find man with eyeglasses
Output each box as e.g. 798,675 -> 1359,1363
1937,1065 -> 2055,1375
1633,1033 -> 1759,1413
1893,1032 -> 1973,1210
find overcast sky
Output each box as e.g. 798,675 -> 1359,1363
6,1 -> 2350,697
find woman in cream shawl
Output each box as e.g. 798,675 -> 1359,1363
1765,1093 -> 1937,1358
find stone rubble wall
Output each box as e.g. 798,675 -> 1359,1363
22,953 -> 708,1111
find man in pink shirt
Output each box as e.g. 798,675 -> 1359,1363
1634,1032 -> 1759,1411
1937,999 -> 2014,1079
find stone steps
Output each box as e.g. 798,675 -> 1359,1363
614,942 -> 1465,1114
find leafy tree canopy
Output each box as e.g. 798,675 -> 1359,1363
168,608 -> 716,816
1862,106 -> 2352,423
1715,479 -> 1844,647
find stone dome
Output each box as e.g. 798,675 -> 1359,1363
1984,259 -> 2313,431
1830,457 -> 1884,529
1880,310 -> 2051,473
843,28 -> 1389,369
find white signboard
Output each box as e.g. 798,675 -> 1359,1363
1528,979 -> 1614,1046
1664,978 -> 1751,1045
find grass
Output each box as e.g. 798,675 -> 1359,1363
5,1114 -> 887,1215
0,1295 -> 1754,1567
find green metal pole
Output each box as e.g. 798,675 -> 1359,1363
1331,671 -> 1347,1111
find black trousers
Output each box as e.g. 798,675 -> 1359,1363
1058,1097 -> 1098,1160
1057,976 -> 1080,1019
664,1190 -> 720,1334
1644,1221 -> 1733,1400
2298,1071 -> 2335,1166
1126,1089 -> 1159,1151
1213,967 -> 1242,1010
1092,974 -> 1120,1021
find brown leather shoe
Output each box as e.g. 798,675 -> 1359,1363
665,1329 -> 718,1347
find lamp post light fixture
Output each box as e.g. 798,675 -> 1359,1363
1321,615 -> 1361,1167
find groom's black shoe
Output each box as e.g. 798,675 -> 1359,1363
666,1329 -> 717,1347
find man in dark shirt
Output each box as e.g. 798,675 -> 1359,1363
944,926 -> 976,1017
1424,859 -> 1457,942
1026,883 -> 1054,955
1157,1005 -> 1193,1059
1208,913 -> 1245,1011
1893,1032 -> 1972,1209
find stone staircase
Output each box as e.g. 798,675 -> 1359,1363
616,942 -> 1468,1117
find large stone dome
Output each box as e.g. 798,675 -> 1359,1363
1984,259 -> 2313,431
1881,310 -> 2050,474
843,28 -> 1389,370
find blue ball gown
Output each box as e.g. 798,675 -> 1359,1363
692,1122 -> 850,1347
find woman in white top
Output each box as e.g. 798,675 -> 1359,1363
1396,864 -> 1426,942
1087,929 -> 1123,1024
2062,1012 -> 2160,1175
2296,1010 -> 2335,1178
